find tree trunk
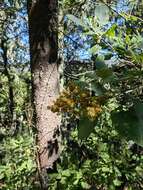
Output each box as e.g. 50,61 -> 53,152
27,0 -> 60,188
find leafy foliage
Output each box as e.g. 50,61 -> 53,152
1,0 -> 143,189
49,110 -> 143,190
0,133 -> 36,190
0,69 -> 37,189
49,1 -> 143,189
60,0 -> 143,146
0,1 -> 37,189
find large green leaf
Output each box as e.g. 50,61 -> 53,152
95,3 -> 109,25
111,103 -> 143,146
78,117 -> 96,140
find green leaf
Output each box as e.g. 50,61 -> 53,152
113,179 -> 122,186
90,82 -> 106,96
62,169 -> 71,177
81,181 -> 91,189
0,166 -> 5,180
60,177 -> 67,185
66,14 -> 87,28
101,166 -> 110,172
73,179 -> 79,185
95,3 -> 109,25
89,45 -> 101,55
0,173 -> 4,180
95,55 -> 107,70
78,117 -> 96,140
96,68 -> 113,80
105,24 -> 117,38
111,102 -> 143,146
104,52 -> 113,60
94,56 -> 115,81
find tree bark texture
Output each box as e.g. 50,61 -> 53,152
27,0 -> 60,186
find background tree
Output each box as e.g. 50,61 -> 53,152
0,1 -> 37,189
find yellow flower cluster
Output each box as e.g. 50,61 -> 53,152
86,105 -> 102,120
50,81 -> 103,120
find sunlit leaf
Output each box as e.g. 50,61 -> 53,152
66,14 -> 88,28
95,3 -> 109,25
89,45 -> 101,55
81,181 -> 91,189
105,24 -> 117,38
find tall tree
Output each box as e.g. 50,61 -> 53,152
27,0 -> 60,187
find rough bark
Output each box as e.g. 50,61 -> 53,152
27,0 -> 60,187
58,4 -> 64,91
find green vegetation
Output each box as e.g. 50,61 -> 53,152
0,0 -> 143,189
